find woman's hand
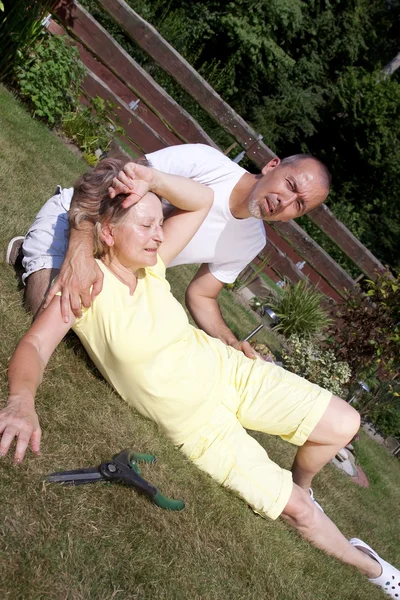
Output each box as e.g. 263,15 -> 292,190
108,162 -> 157,208
0,395 -> 41,463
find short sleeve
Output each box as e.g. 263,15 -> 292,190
145,144 -> 239,182
147,254 -> 167,278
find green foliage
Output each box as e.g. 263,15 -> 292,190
330,271 -> 400,380
260,280 -> 332,338
0,0 -> 65,82
62,96 -> 124,165
16,32 -> 85,125
317,68 -> 400,268
370,404 -> 400,440
356,380 -> 400,439
91,0 -> 400,268
282,334 -> 351,397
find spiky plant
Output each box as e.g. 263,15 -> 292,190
261,279 -> 332,338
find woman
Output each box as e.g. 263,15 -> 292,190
0,158 -> 398,596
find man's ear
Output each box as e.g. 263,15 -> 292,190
261,157 -> 280,176
101,223 -> 115,247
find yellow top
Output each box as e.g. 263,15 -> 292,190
73,257 -> 240,444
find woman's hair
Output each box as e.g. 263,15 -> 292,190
69,156 -> 150,258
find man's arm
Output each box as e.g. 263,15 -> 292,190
185,264 -> 257,359
44,221 -> 103,321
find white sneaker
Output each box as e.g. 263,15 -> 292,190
350,538 -> 400,597
309,488 -> 324,512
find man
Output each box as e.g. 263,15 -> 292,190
17,143 -> 329,356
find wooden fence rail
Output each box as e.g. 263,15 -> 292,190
56,3 -> 217,148
97,0 -> 274,166
50,10 -> 336,294
95,0 -> 386,283
52,0 -> 387,298
307,203 -> 386,277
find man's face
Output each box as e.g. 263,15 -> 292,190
247,158 -> 328,222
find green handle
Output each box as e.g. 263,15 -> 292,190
131,452 -> 156,464
130,453 -> 156,475
153,491 -> 185,511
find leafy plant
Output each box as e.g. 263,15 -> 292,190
249,296 -> 263,312
16,32 -> 86,125
0,0 -> 69,82
62,96 -> 125,165
329,270 -> 400,380
354,379 -> 400,439
282,334 -> 351,397
260,280 -> 332,338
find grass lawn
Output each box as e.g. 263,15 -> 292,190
0,84 -> 399,599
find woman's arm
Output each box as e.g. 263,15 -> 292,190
113,163 -> 213,266
0,299 -> 74,463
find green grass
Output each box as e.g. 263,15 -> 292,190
259,270 -> 285,295
167,263 -> 282,355
1,84 -> 400,599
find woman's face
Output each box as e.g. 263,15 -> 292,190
108,192 -> 164,270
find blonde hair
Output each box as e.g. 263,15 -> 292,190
69,156 -> 151,258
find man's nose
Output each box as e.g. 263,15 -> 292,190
279,191 -> 297,207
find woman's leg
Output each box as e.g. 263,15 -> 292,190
290,395 -> 360,491
233,361 -> 359,493
281,484 -> 381,579
180,404 -> 382,580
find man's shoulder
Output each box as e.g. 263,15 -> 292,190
146,144 -> 246,180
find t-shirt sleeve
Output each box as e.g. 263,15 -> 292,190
148,254 -> 167,278
145,144 -> 238,182
208,236 -> 266,284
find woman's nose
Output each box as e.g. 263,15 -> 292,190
154,225 -> 165,243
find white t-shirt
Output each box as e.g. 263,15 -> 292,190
23,144 -> 266,284
146,144 -> 266,283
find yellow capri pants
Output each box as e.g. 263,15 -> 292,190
180,360 -> 332,520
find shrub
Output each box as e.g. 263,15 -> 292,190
354,379 -> 400,439
282,334 -> 351,397
369,404 -> 400,439
329,270 -> 400,380
0,0 -> 66,82
16,32 -> 86,125
260,280 -> 332,338
62,96 -> 124,165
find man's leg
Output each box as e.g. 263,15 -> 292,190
291,395 -> 360,491
281,485 -> 381,578
24,268 -> 60,319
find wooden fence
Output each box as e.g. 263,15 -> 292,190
50,0 -> 386,300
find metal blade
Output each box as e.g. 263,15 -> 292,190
46,466 -> 103,485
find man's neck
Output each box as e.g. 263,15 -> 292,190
229,172 -> 259,219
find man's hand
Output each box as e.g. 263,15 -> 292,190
108,162 -> 157,209
0,395 -> 41,464
44,253 -> 103,322
230,340 -> 272,361
229,340 -> 258,359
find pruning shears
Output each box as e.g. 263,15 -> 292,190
46,448 -> 185,511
